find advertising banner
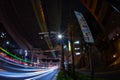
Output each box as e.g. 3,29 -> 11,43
74,11 -> 94,43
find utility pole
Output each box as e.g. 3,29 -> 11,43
86,43 -> 94,80
58,34 -> 65,71
70,31 -> 76,80
61,40 -> 65,71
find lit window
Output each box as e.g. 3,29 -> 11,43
25,50 -> 28,56
64,45 -> 67,49
74,48 -> 80,50
113,54 -> 116,58
116,33 -> 119,36
6,41 -> 10,45
75,52 -> 80,55
1,35 -> 3,38
74,41 -> 80,44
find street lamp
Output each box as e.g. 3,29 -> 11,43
57,34 -> 65,71
58,33 -> 75,80
57,34 -> 63,39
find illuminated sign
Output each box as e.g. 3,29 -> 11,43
74,11 -> 94,43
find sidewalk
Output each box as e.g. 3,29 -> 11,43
77,67 -> 120,80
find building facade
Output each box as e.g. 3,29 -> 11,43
79,0 -> 120,68
66,0 -> 120,70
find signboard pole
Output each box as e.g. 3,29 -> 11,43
74,11 -> 94,79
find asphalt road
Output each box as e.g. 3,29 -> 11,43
0,69 -> 59,80
0,56 -> 59,80
26,69 -> 59,80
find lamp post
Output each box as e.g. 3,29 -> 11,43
58,33 -> 76,80
70,31 -> 76,80
58,34 -> 65,71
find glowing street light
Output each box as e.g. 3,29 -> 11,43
58,34 -> 63,39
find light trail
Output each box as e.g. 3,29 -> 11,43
0,46 -> 32,63
0,66 -> 57,78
